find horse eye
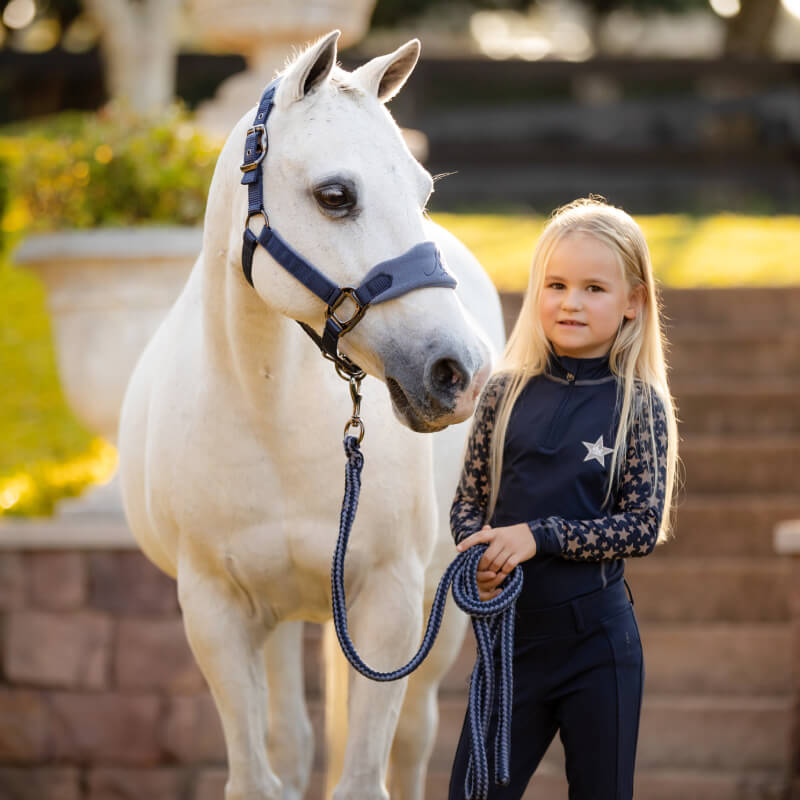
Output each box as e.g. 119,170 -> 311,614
313,183 -> 356,215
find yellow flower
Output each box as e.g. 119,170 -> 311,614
94,144 -> 113,164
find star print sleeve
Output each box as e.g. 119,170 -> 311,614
528,392 -> 669,560
449,374 -> 508,544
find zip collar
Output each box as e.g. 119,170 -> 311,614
545,351 -> 616,385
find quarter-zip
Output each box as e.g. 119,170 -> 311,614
542,370 -> 576,451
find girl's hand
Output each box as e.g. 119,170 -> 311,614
458,523 -> 536,600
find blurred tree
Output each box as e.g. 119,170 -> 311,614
724,0 -> 781,57
82,0 -> 182,113
0,0 -> 181,113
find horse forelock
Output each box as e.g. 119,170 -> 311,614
330,68 -> 363,97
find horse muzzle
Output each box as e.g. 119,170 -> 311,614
384,339 -> 491,432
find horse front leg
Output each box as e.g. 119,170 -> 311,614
333,568 -> 425,800
389,588 -> 469,800
178,556 -> 281,800
263,620 -> 314,800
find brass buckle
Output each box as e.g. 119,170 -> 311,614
326,288 -> 367,335
240,125 -> 267,173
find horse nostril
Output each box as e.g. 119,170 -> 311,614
430,358 -> 466,394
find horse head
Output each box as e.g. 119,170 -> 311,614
208,30 -> 492,432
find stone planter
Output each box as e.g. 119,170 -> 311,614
13,227 -> 201,513
188,0 -> 378,137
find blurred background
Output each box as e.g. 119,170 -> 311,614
0,1 -> 799,799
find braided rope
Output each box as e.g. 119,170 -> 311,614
332,435 -> 523,800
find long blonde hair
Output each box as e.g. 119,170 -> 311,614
487,197 -> 679,542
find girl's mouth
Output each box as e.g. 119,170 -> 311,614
558,320 -> 586,326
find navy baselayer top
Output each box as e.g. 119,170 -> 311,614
450,352 -> 669,611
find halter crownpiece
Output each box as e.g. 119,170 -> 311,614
239,77 -> 458,376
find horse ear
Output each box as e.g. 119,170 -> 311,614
352,39 -> 420,103
277,29 -> 340,106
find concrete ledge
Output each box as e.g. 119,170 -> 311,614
774,519 -> 800,555
0,515 -> 136,550
14,227 -> 203,263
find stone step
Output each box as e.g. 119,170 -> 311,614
664,493 -> 800,558
681,436 -> 800,494
423,766 -> 787,800
660,287 -> 800,328
638,695 -> 792,772
638,623 -> 791,696
667,328 -> 800,380
440,621 -> 792,698
625,557 -> 790,623
673,380 -> 800,435
429,694 -> 791,773
307,765 -> 786,800
498,288 -> 800,336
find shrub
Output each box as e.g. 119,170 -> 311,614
0,105 -> 221,233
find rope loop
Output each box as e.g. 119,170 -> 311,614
332,435 -> 522,800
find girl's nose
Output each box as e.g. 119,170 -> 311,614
562,289 -> 582,310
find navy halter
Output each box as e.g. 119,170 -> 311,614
240,78 -> 458,375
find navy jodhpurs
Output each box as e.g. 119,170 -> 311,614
449,579 -> 644,800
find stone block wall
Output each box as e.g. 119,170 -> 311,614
0,548 -> 232,800
776,521 -> 800,800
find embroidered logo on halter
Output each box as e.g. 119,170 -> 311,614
424,248 -> 448,279
582,435 -> 613,467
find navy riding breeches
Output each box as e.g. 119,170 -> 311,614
449,579 -> 644,800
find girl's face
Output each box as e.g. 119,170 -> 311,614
539,232 -> 643,359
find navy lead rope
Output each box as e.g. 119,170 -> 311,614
333,435 -> 523,800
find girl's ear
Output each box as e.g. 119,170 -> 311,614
624,285 -> 646,320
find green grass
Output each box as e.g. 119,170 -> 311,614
431,213 -> 800,291
0,250 -> 115,516
1,212 -> 798,516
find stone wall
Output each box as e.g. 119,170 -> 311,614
0,545 -> 232,800
776,521 -> 800,800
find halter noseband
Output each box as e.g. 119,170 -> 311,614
240,78 -> 458,378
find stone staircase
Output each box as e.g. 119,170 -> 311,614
416,287 -> 800,799
2,289 -> 795,800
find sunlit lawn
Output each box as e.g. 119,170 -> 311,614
1,212 -> 798,516
432,213 -> 800,291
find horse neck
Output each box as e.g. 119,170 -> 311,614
198,234 -> 316,417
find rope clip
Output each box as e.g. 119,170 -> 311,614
344,374 -> 365,443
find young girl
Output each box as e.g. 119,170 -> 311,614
448,197 -> 678,800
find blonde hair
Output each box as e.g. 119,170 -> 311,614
487,197 -> 679,542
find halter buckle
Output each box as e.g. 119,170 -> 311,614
240,124 -> 267,173
327,288 -> 367,335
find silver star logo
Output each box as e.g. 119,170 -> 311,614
582,435 -> 613,466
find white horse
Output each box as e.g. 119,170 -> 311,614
119,30 -> 504,800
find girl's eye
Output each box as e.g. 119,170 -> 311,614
548,282 -> 565,290
588,285 -> 604,292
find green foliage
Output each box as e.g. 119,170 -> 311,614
0,105 -> 220,516
0,156 -> 8,257
0,106 -> 221,232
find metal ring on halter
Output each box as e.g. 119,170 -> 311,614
331,355 -> 365,382
246,208 -> 270,232
344,417 -> 365,443
327,287 -> 368,335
